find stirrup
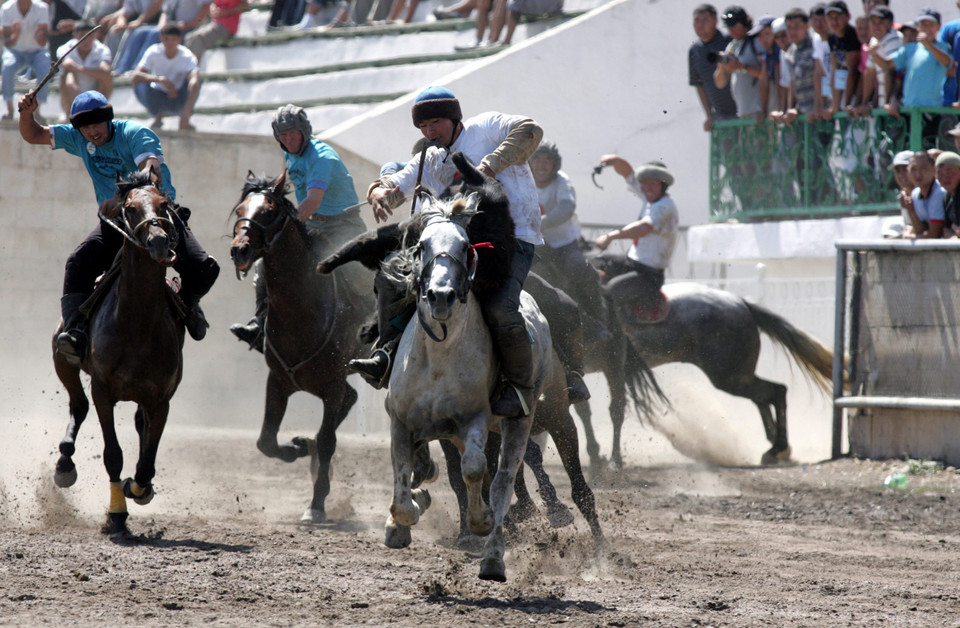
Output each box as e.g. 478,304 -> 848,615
56,330 -> 86,367
230,318 -> 264,353
490,382 -> 531,418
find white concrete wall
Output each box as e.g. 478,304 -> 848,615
0,126 -> 386,436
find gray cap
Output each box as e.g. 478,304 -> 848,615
272,104 -> 313,156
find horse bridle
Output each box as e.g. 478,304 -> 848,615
99,183 -> 179,265
231,189 -> 296,278
415,219 -> 490,343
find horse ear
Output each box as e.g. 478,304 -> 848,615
148,162 -> 160,186
462,192 -> 480,216
246,169 -> 256,182
273,170 -> 287,196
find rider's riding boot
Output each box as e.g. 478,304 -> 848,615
349,337 -> 399,389
180,292 -> 210,341
230,286 -> 266,353
489,324 -> 537,418
57,293 -> 90,366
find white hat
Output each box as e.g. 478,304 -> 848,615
772,17 -> 786,34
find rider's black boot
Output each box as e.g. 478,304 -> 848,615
56,293 -> 89,367
180,292 -> 210,341
349,337 -> 399,389
230,287 -> 266,353
489,324 -> 537,418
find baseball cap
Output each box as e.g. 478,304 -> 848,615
721,5 -> 749,26
916,8 -> 941,24
869,6 -> 893,22
772,17 -> 786,34
936,152 -> 960,169
899,21 -> 917,32
825,0 -> 848,15
890,150 -> 912,168
947,122 -> 960,137
748,14 -> 775,36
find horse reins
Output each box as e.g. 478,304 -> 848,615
98,188 -> 179,265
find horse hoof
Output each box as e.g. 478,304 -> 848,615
546,503 -> 575,528
468,510 -> 494,537
300,508 -> 327,524
456,532 -> 484,553
54,459 -> 77,488
103,511 -> 131,538
291,436 -> 317,456
478,556 -> 506,582
412,489 -> 431,515
122,478 -> 155,505
607,459 -> 622,473
761,446 -> 792,466
384,516 -> 412,549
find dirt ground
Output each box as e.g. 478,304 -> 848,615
3,392 -> 960,628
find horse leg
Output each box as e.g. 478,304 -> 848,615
123,403 -> 168,506
256,374 -> 309,462
438,438 -> 482,550
523,436 -> 574,528
462,411 -> 493,538
608,371 -> 628,472
714,375 -> 790,465
572,400 -> 603,470
548,405 -> 603,542
386,416 -> 429,549
91,384 -> 128,537
479,414 -> 532,582
302,382 -> 358,523
53,359 -> 89,488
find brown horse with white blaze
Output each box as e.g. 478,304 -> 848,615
53,168 -> 185,537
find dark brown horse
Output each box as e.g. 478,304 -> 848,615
229,172 -> 373,523
53,169 -> 185,537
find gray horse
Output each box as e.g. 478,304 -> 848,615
383,192 -> 555,583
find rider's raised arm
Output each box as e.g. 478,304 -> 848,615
18,93 -> 51,146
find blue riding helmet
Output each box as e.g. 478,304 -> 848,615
69,90 -> 114,130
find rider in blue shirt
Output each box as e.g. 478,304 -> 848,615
230,104 -> 368,352
17,90 -> 220,365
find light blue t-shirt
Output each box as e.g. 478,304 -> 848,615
284,137 -> 359,216
891,41 -> 950,107
911,180 -> 946,224
51,120 -> 176,204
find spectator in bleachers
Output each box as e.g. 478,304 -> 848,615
936,151 -> 960,238
902,150 -> 945,239
131,22 -> 200,130
713,5 -> 763,121
432,0 -> 472,20
115,0 -> 210,73
499,0 -> 562,46
689,3 -> 737,131
887,149 -> 914,239
1,0 -> 51,121
773,17 -> 792,112
454,0 -> 510,50
938,4 -> 960,106
48,0 -> 86,59
185,0 -> 247,61
101,0 -> 162,59
825,1 -> 861,113
850,5 -> 900,116
57,20 -> 113,121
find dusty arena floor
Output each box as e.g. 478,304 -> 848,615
3,407 -> 960,627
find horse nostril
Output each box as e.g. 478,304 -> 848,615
426,289 -> 437,305
444,290 -> 455,307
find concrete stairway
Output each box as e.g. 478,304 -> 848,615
36,0 -> 595,134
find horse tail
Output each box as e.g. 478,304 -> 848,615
744,301 -> 836,394
623,341 -> 669,422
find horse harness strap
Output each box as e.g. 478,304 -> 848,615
415,241 -> 493,343
263,275 -> 339,390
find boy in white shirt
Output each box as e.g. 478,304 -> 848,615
130,22 -> 200,130
58,21 -> 114,120
1,0 -> 50,120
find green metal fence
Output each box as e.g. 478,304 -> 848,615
710,107 -> 960,222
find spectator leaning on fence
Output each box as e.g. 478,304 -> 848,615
689,3 -> 737,131
770,7 -> 825,124
825,1 -> 861,113
885,149 -> 914,239
903,150 -> 945,239
852,5 -> 901,115
713,5 -> 763,122
936,151 -> 960,238
870,9 -> 949,110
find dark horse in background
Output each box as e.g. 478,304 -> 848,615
229,172 -> 373,523
537,251 -> 835,469
53,169 -> 186,537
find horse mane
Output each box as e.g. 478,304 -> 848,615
233,173 -> 311,248
115,169 -> 167,201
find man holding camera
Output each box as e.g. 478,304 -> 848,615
689,3 -> 737,131
713,5 -> 763,121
